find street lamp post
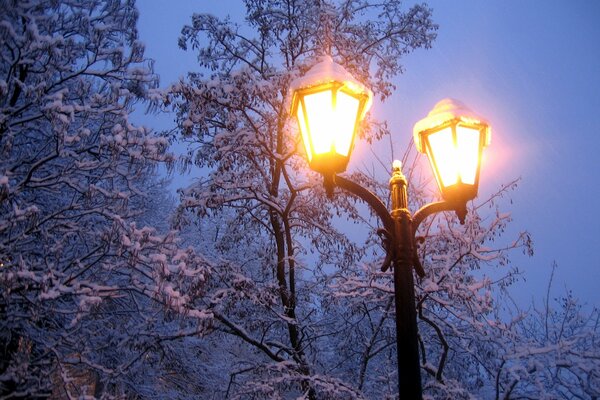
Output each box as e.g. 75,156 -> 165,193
290,57 -> 491,399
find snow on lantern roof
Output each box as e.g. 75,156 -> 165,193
289,55 -> 373,115
413,98 -> 491,153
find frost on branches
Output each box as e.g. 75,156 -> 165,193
0,1 -> 211,398
168,0 -> 430,397
490,266 -> 600,399
164,0 -> 597,399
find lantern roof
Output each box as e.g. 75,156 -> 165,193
413,98 -> 490,153
290,55 -> 373,116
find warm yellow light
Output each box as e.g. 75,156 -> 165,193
297,102 -> 311,161
300,89 -> 359,158
425,125 -> 482,190
334,91 -> 360,156
456,125 -> 480,185
426,127 -> 457,187
297,88 -> 360,161
303,90 -> 334,155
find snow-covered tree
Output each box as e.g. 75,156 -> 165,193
166,0 -> 510,397
164,0 -> 594,398
4,0 -> 594,398
490,265 -> 600,399
0,1 -> 211,398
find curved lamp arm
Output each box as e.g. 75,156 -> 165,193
333,175 -> 395,235
412,200 -> 467,237
329,175 -> 467,280
331,175 -> 398,274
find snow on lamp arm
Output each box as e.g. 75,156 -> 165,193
289,56 -> 373,181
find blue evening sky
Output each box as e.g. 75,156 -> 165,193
134,1 -> 600,307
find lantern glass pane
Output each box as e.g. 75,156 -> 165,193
334,91 -> 360,157
456,125 -> 480,184
427,127 -> 457,187
303,90 -> 334,155
296,101 -> 312,161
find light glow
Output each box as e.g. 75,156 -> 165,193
334,91 -> 360,156
300,89 -> 360,159
456,125 -> 480,185
297,102 -> 312,161
303,90 -> 334,155
427,126 -> 482,189
427,127 -> 457,187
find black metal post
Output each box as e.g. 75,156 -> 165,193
328,163 -> 468,399
389,163 -> 423,399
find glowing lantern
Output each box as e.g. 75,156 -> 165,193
413,98 -> 491,203
290,56 -> 373,176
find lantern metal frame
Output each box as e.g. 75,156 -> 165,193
290,81 -> 372,178
415,117 -> 490,204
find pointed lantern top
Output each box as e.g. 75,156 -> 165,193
290,56 -> 373,118
413,98 -> 490,153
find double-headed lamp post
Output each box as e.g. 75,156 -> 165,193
290,56 -> 490,399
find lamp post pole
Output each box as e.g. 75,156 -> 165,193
390,163 -> 423,399
331,162 -> 471,399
